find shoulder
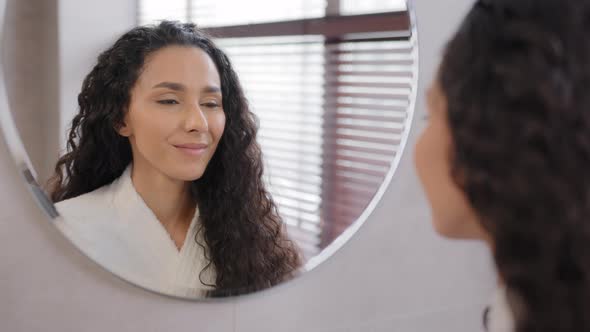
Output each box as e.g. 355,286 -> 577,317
54,185 -> 112,220
52,183 -> 120,254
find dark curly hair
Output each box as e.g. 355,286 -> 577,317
47,21 -> 301,295
439,0 -> 590,330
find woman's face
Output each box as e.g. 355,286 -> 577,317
414,80 -> 488,241
119,46 -> 226,182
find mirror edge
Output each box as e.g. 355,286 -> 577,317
0,0 -> 421,300
304,0 -> 420,271
0,0 -> 59,220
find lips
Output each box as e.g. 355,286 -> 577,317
174,143 -> 209,149
173,143 -> 209,156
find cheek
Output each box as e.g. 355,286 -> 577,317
207,111 -> 226,143
415,123 -> 446,210
414,121 -> 444,191
129,106 -> 176,148
414,120 -> 477,238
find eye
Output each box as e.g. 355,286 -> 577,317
201,102 -> 221,109
157,99 -> 179,105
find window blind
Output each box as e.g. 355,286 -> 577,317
340,0 -> 407,15
139,0 -> 325,26
137,1 -> 415,261
321,37 -> 415,246
217,36 -> 326,259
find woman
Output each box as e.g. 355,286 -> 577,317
48,21 -> 301,297
415,0 -> 590,330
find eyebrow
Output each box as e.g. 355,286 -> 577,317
202,85 -> 222,94
152,81 -> 222,94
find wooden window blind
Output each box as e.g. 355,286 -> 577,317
138,0 -> 415,261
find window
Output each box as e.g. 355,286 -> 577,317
139,0 -> 326,26
138,0 -> 415,261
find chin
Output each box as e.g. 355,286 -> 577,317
432,216 -> 468,239
170,166 -> 206,182
181,171 -> 205,182
432,216 -> 486,241
432,221 -> 458,238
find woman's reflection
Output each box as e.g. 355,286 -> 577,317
47,21 -> 301,297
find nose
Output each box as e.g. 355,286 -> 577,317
184,103 -> 209,133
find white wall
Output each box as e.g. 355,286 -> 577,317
57,0 -> 136,145
0,1 -> 495,331
2,0 -> 58,183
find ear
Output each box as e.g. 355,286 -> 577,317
117,117 -> 132,137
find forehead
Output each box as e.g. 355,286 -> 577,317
137,46 -> 221,88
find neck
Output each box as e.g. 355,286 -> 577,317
130,162 -> 195,226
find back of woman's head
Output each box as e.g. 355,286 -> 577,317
439,0 -> 590,330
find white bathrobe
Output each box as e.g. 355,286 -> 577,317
53,165 -> 216,297
485,286 -> 515,332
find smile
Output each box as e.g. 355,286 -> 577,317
173,143 -> 209,156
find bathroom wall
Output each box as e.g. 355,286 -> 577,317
2,0 -> 59,183
0,0 -> 495,331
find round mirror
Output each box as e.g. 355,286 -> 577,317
0,0 -> 418,298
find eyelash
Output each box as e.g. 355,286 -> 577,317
157,99 -> 179,105
156,100 -> 221,109
202,102 -> 221,109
